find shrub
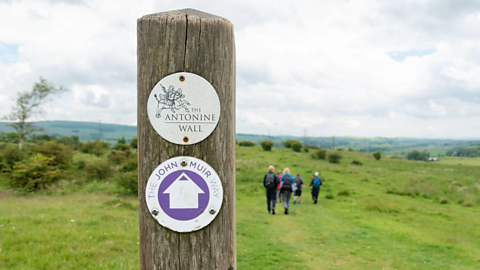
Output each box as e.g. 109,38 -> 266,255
9,154 -> 64,192
260,140 -> 274,151
117,171 -> 138,196
284,140 -> 301,148
406,150 -> 429,161
373,151 -> 381,160
108,150 -> 131,165
438,198 -> 448,204
85,159 -> 113,180
325,194 -> 334,200
56,135 -> 80,146
351,160 -> 363,166
120,157 -> 138,173
312,149 -> 327,160
337,148 -> 344,151
291,141 -> 303,152
81,140 -> 109,156
2,144 -> 21,169
327,152 -> 343,164
31,141 -> 72,169
238,141 -> 255,147
348,147 -> 354,151
114,143 -> 130,151
303,147 -> 309,153
130,138 -> 138,149
118,136 -> 126,144
338,190 -> 350,196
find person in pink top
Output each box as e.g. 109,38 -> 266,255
276,170 -> 282,202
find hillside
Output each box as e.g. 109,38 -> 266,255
1,146 -> 479,269
2,120 -> 479,155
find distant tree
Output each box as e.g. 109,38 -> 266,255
130,138 -> 138,149
284,140 -> 301,148
291,141 -> 303,152
238,141 -> 255,147
406,150 -> 430,161
373,151 -> 381,160
312,149 -> 327,160
348,147 -> 354,152
445,150 -> 453,156
118,136 -> 126,144
2,78 -> 65,152
260,140 -> 274,151
327,152 -> 343,164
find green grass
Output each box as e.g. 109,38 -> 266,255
1,146 -> 480,269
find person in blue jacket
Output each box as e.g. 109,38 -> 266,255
310,172 -> 322,204
279,168 -> 296,215
263,165 -> 279,214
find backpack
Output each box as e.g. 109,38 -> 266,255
265,173 -> 275,188
282,175 -> 292,190
313,177 -> 321,189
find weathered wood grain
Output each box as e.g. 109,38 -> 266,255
137,9 -> 236,270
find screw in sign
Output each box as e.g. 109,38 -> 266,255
145,156 -> 223,232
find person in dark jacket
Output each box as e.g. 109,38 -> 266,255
263,165 -> 279,214
309,172 -> 322,204
294,174 -> 304,204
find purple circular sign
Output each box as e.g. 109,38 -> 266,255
158,170 -> 210,221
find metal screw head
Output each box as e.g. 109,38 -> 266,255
181,159 -> 187,167
152,209 -> 159,216
209,208 -> 216,215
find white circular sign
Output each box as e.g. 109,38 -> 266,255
147,72 -> 221,145
145,156 -> 224,233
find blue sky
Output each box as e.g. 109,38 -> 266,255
1,0 -> 480,139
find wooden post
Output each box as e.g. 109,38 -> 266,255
137,9 -> 236,270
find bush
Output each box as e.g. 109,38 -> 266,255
291,141 -> 303,152
118,136 -> 126,144
9,154 -> 64,192
260,140 -> 274,151
327,152 -> 343,164
81,140 -> 109,156
325,194 -> 334,200
108,150 -> 131,165
348,147 -> 354,151
130,138 -> 138,149
351,160 -> 363,166
337,148 -> 344,151
312,149 -> 327,160
238,141 -> 255,147
303,147 -> 309,153
120,157 -> 138,173
338,190 -> 350,196
85,159 -> 113,180
284,140 -> 301,148
373,151 -> 381,160
56,135 -> 80,147
2,144 -> 21,169
117,171 -> 138,195
406,150 -> 430,161
31,141 -> 72,169
114,143 -> 130,151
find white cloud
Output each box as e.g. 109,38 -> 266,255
0,0 -> 479,138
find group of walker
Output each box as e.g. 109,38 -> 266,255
263,165 -> 323,215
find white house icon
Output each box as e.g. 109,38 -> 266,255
163,172 -> 205,209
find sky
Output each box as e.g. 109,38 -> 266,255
0,0 -> 480,139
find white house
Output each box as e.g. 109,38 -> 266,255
163,173 -> 205,209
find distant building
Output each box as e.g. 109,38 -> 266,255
428,157 -> 439,162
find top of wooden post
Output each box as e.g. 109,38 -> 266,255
139,8 -> 231,23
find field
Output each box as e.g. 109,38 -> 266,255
1,146 -> 480,269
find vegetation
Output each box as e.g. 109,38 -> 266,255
406,150 -> 430,161
239,141 -> 255,147
327,152 -> 342,164
2,78 -> 65,151
291,141 -> 303,152
312,148 -> 327,160
373,151 -> 381,160
283,139 -> 301,148
260,140 -> 274,151
1,137 -> 480,269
